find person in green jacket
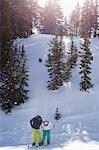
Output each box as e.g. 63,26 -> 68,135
41,120 -> 53,145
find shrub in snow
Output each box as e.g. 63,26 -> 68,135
54,108 -> 61,120
38,58 -> 43,63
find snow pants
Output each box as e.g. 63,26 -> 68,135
32,129 -> 42,144
42,130 -> 50,144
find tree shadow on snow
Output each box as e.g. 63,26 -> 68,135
50,118 -> 99,149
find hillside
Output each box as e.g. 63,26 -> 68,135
0,34 -> 99,150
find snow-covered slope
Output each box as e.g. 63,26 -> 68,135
0,34 -> 99,150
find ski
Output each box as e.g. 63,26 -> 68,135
27,145 -> 40,149
27,144 -> 48,149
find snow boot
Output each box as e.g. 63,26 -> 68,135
39,143 -> 42,146
32,143 -> 35,146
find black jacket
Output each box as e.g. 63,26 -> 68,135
30,117 -> 42,129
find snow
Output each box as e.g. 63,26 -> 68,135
0,141 -> 99,150
0,34 -> 99,150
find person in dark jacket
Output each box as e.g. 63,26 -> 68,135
30,115 -> 42,146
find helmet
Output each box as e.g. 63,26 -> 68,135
43,120 -> 49,126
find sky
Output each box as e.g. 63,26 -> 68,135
38,0 -> 85,16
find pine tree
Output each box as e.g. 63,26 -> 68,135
10,0 -> 32,38
55,0 -> 64,36
80,0 -> 91,38
69,2 -> 80,36
73,46 -> 78,67
0,44 -> 29,112
1,0 -> 12,70
0,1 -> 29,113
15,45 -> 29,105
40,0 -> 56,34
87,0 -> 98,37
0,0 -> 14,113
0,39 -> 16,113
46,36 -> 66,90
40,0 -> 63,35
11,45 -> 20,106
63,39 -> 78,83
29,0 -> 41,29
79,0 -> 98,38
67,39 -> 78,69
63,16 -> 68,36
94,0 -> 99,37
75,2 -> 80,36
0,60 -> 16,113
79,38 -> 93,92
63,58 -> 72,83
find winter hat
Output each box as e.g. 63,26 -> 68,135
36,115 -> 42,122
43,120 -> 49,126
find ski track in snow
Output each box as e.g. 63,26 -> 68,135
0,35 -> 99,150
